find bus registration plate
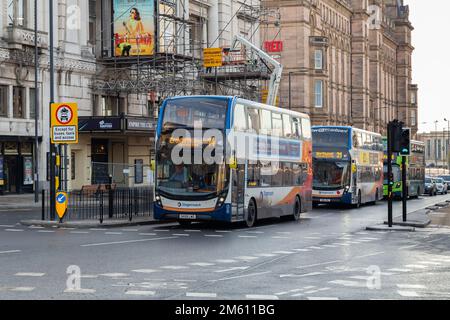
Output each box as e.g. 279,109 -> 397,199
319,199 -> 331,203
179,214 -> 197,220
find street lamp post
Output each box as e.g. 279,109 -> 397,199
444,118 -> 450,172
434,120 -> 439,170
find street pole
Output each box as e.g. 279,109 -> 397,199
387,122 -> 393,227
49,0 -> 56,220
435,120 -> 438,169
402,155 -> 407,222
288,72 -> 292,110
34,0 -> 39,203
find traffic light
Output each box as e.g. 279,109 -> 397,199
388,120 -> 404,152
399,128 -> 411,156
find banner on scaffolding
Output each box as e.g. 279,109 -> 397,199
113,0 -> 155,57
203,48 -> 223,68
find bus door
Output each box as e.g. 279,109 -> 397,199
351,161 -> 358,202
232,162 -> 246,222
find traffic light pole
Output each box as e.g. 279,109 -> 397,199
387,123 -> 393,228
402,155 -> 407,222
49,0 -> 56,220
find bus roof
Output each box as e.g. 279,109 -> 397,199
164,95 -> 310,120
312,126 -> 382,137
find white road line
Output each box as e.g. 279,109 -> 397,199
304,288 -> 331,294
297,260 -> 341,269
138,233 -> 157,236
213,271 -> 271,282
307,297 -> 339,300
293,249 -> 311,252
173,234 -> 190,237
186,292 -> 217,298
28,226 -> 45,229
184,230 -> 201,233
81,236 -> 178,247
397,290 -> 421,297
235,256 -> 259,261
329,280 -> 367,288
355,252 -> 384,259
125,290 -> 155,296
132,269 -> 159,274
160,266 -> 189,270
10,287 -> 35,292
238,235 -> 257,238
121,229 -> 139,232
70,231 -> 90,234
273,251 -> 295,255
405,264 -> 428,269
89,228 -> 107,231
388,268 -> 412,273
0,250 -> 21,254
246,231 -> 264,234
304,237 -> 321,240
15,272 -> 46,277
215,230 -> 231,233
322,245 -> 338,248
204,234 -> 223,238
5,229 -> 24,232
215,266 -> 249,273
272,236 -> 290,239
100,273 -> 130,277
215,259 -> 238,264
64,288 -> 96,294
105,232 -> 123,235
280,272 -> 324,279
37,230 -> 55,233
420,261 -> 442,265
255,253 -> 277,257
154,229 -> 170,232
0,225 -> 14,228
397,284 -> 427,289
246,294 -> 279,300
189,262 -> 215,267
307,246 -> 324,250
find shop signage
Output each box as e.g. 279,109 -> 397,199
51,103 -> 79,144
0,156 -> 4,186
23,156 -> 33,185
135,159 -> 144,184
127,119 -> 154,131
79,117 -> 122,132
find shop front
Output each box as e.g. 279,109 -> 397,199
0,138 -> 35,194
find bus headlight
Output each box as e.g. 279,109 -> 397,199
155,194 -> 162,207
344,186 -> 350,193
216,193 -> 227,208
395,183 -> 402,189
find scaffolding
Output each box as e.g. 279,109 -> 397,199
92,0 -> 282,106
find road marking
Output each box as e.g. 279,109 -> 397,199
322,245 -> 338,248
397,290 -> 421,297
397,284 -> 427,289
89,228 -> 107,231
238,235 -> 257,238
246,294 -> 278,300
81,236 -> 178,247
291,293 -> 303,297
213,271 -> 271,282
184,230 -> 201,233
297,260 -> 341,269
355,252 -> 385,259
105,232 -> 123,235
304,236 -> 321,240
273,251 -> 295,255
246,231 -> 264,234
70,231 -> 89,234
0,250 -> 21,255
0,225 -> 14,228
121,229 -> 139,232
10,287 -> 35,292
216,259 -> 238,264
100,273 -> 130,278
28,226 -> 45,229
37,230 -> 55,233
215,230 -> 231,233
307,246 -> 324,250
81,275 -> 98,279
280,272 -> 324,279
272,236 -> 290,239
125,290 -> 155,296
189,262 -> 215,267
215,266 -> 249,273
255,253 -> 277,257
15,272 -> 45,277
305,288 -> 331,294
388,268 -> 412,273
154,229 -> 170,232
420,261 -> 442,265
292,249 -> 310,252
173,234 -> 190,237
5,229 -> 24,232
64,288 -> 96,293
235,256 -> 259,261
329,280 -> 367,288
186,292 -> 217,298
405,264 -> 428,269
160,266 -> 188,270
204,234 -> 223,238
132,269 -> 159,274
307,297 -> 339,300
138,233 -> 157,236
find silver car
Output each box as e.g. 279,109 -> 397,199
434,177 -> 448,195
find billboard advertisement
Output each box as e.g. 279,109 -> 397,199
113,0 -> 155,57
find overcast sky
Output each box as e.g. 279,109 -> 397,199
406,0 -> 450,133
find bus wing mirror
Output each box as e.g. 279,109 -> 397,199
151,160 -> 155,171
229,157 -> 237,169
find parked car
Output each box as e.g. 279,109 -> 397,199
438,175 -> 450,190
424,176 -> 437,196
434,177 -> 448,195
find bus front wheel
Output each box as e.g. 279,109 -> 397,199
354,191 -> 362,209
246,199 -> 257,228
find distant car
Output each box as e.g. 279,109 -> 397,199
434,177 -> 448,195
438,175 -> 450,190
424,177 -> 437,196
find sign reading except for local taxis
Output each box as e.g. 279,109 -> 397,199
203,48 -> 223,68
51,103 -> 78,144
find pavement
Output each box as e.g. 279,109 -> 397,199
1,193 -> 450,300
0,194 -> 41,210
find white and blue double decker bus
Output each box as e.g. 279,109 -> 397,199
312,126 -> 384,208
153,96 -> 313,227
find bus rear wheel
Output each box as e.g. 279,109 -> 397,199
354,191 -> 362,209
246,199 -> 257,228
291,196 -> 302,221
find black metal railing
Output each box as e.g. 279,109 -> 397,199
41,187 -> 153,223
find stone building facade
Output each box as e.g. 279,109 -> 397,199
262,0 -> 419,137
418,131 -> 450,169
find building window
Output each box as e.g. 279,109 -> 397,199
0,85 -> 7,117
314,49 -> 323,70
29,88 -> 36,119
7,0 -> 25,26
100,96 -> 124,116
427,140 -> 431,158
88,0 -> 96,46
314,80 -> 323,108
411,111 -> 416,126
13,86 -> 25,118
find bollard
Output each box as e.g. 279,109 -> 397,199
41,189 -> 45,221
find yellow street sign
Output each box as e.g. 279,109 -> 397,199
51,103 -> 78,144
203,48 -> 223,68
55,191 -> 68,219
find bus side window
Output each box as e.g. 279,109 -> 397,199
259,161 -> 272,186
234,104 -> 247,132
301,118 -> 312,139
272,112 -> 283,137
247,162 -> 260,187
247,107 -> 260,134
260,110 -> 272,136
292,118 -> 301,139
